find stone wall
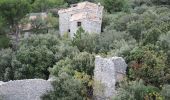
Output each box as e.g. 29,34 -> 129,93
0,79 -> 53,100
94,56 -> 127,100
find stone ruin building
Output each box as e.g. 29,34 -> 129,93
58,1 -> 103,38
94,56 -> 127,100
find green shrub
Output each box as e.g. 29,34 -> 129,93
0,35 -> 10,49
41,72 -> 87,100
113,80 -> 162,100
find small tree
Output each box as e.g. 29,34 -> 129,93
128,44 -> 168,86
72,27 -> 98,53
0,0 -> 31,49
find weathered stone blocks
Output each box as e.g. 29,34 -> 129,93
0,79 -> 52,100
94,56 -> 127,100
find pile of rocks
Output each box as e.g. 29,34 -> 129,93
0,79 -> 53,100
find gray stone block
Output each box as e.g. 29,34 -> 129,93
94,56 -> 127,100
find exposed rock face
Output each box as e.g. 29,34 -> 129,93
0,79 -> 53,100
94,56 -> 127,100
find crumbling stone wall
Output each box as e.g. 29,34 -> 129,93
0,79 -> 53,100
94,56 -> 127,100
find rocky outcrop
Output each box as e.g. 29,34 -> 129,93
0,79 -> 53,100
94,56 -> 127,100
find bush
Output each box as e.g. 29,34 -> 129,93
127,44 -> 168,86
72,52 -> 95,76
72,27 -> 98,53
113,80 -> 162,100
0,48 -> 13,81
42,72 -> 87,100
0,34 -> 10,49
96,0 -> 129,13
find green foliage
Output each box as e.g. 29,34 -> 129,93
0,0 -> 31,49
96,30 -> 136,55
0,34 -> 79,80
0,16 -> 7,34
96,0 -> 129,13
158,31 -> 170,52
47,52 -> 94,99
65,0 -> 94,5
72,27 -> 136,55
157,32 -> 170,83
31,0 -> 65,12
1,0 -> 170,99
101,12 -> 115,31
113,80 -> 162,100
127,21 -> 144,42
0,49 -> 13,81
72,52 -> 95,76
110,13 -> 139,31
151,0 -> 170,5
127,44 -> 168,86
16,46 -> 55,79
42,72 -> 87,100
49,58 -> 73,77
14,34 -> 58,79
0,0 -> 31,25
72,27 -> 98,53
0,35 -> 10,49
142,28 -> 162,45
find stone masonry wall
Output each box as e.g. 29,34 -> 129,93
94,56 -> 127,100
0,79 -> 53,100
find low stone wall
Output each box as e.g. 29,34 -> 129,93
0,79 -> 53,100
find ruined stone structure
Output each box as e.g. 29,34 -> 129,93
94,56 -> 127,100
22,12 -> 48,38
58,1 -> 103,38
0,79 -> 52,100
22,13 -> 48,31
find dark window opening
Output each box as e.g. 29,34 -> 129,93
68,29 -> 70,32
77,22 -> 81,27
72,4 -> 77,7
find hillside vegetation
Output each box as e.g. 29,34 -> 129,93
0,0 -> 170,100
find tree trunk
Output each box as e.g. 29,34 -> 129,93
12,25 -> 20,50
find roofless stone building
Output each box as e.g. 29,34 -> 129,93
58,1 -> 104,38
